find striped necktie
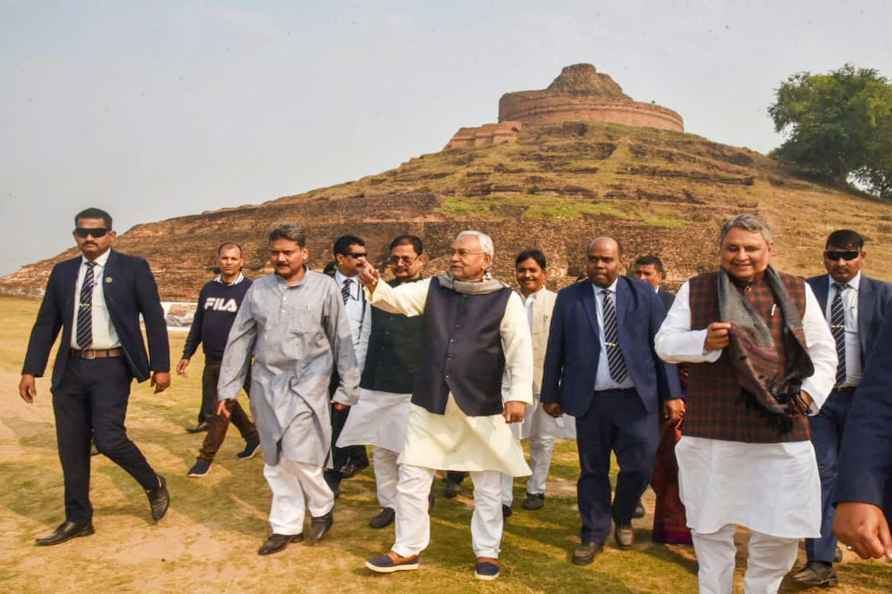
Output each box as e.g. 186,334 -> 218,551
341,278 -> 353,305
600,289 -> 628,383
830,282 -> 848,386
76,261 -> 97,349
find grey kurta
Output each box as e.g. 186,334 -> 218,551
217,271 -> 359,466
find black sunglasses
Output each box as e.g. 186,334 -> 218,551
345,252 -> 367,259
74,227 -> 110,238
825,250 -> 859,261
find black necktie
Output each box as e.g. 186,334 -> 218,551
830,283 -> 847,386
76,261 -> 96,349
341,278 -> 352,305
601,289 -> 628,383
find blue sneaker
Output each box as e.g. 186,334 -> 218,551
188,459 -> 211,477
237,440 -> 261,460
366,551 -> 420,574
474,558 -> 500,581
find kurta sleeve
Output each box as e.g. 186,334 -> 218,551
368,277 -> 431,316
326,282 -> 361,406
217,284 -> 257,400
655,281 -> 723,364
500,292 -> 534,405
800,283 -> 838,413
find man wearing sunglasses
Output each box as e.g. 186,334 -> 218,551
794,229 -> 892,587
324,234 -> 372,496
20,207 -> 171,546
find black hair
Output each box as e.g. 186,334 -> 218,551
389,234 -> 424,255
74,207 -> 113,229
515,249 -> 547,270
825,229 -> 864,250
333,234 -> 365,256
217,242 -> 243,256
633,255 -> 665,275
268,224 -> 306,247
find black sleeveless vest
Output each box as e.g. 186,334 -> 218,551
412,277 -> 512,416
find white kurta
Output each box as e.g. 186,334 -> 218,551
654,280 -> 837,538
369,278 -> 534,477
336,388 -> 412,453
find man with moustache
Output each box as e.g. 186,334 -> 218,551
793,229 -> 892,586
20,207 -> 171,545
337,235 -> 427,529
361,230 -> 533,581
500,249 -> 574,516
655,214 -> 837,594
216,224 -> 359,556
177,243 -> 260,478
541,237 -> 682,565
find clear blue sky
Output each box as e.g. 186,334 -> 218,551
2,1 -> 890,275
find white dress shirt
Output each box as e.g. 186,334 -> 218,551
335,270 -> 372,371
654,278 -> 838,538
591,279 -> 635,391
70,249 -> 120,349
824,272 -> 863,388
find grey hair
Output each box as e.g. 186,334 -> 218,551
268,224 -> 306,247
456,230 -> 494,258
719,214 -> 773,244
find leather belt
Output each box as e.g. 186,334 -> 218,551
70,348 -> 124,360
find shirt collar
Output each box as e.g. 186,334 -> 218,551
592,277 -> 619,295
335,270 -> 357,286
520,286 -> 545,304
215,272 -> 245,286
81,249 -> 111,269
831,271 -> 861,291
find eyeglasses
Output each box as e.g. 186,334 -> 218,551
74,227 -> 110,238
825,250 -> 860,261
389,255 -> 417,264
345,252 -> 367,259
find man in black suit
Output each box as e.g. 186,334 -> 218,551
794,229 -> 892,586
19,207 -> 172,546
541,237 -> 682,565
632,255 -> 675,310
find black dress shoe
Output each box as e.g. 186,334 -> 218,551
35,521 -> 95,546
792,561 -> 838,586
615,522 -> 635,548
340,459 -> 370,479
522,492 -> 545,511
572,541 -> 604,565
502,504 -> 513,518
258,533 -> 303,556
443,479 -> 460,499
186,421 -> 209,434
146,475 -> 170,522
369,507 -> 395,529
306,510 -> 333,544
324,470 -> 341,498
633,500 -> 646,519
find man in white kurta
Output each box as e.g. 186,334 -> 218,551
361,230 -> 533,581
501,249 -> 574,514
655,215 -> 836,594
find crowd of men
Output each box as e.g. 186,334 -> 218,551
17,207 -> 892,592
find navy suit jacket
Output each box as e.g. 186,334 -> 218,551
540,276 -> 681,417
806,274 -> 892,365
658,288 -> 675,311
835,311 -> 892,523
22,250 -> 170,390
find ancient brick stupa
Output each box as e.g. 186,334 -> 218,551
447,63 -> 683,149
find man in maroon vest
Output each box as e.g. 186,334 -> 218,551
655,214 -> 837,594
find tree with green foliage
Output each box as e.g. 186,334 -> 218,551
768,64 -> 892,199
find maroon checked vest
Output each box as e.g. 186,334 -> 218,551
685,270 -> 811,443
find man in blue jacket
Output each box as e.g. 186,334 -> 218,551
794,229 -> 892,586
540,236 -> 682,565
19,207 -> 171,546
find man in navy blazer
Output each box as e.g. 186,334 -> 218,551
19,207 -> 172,546
541,237 -> 682,565
794,229 -> 892,586
833,310 -> 892,561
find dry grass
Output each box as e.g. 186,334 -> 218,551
1,295 -> 890,593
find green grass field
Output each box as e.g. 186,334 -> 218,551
1,295 -> 890,593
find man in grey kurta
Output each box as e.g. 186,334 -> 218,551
217,224 -> 359,556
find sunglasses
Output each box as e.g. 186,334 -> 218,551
74,227 -> 110,238
344,252 -> 367,259
825,250 -> 860,261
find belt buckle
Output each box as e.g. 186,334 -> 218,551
82,349 -> 97,360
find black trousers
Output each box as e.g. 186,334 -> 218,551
329,404 -> 369,476
197,360 -> 221,424
52,356 -> 158,524
575,388 -> 659,543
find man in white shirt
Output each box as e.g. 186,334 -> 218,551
326,235 -> 373,494
794,229 -> 892,587
655,214 -> 837,594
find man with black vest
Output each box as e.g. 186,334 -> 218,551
360,230 -> 533,581
541,237 -> 682,564
177,242 -> 260,478
19,207 -> 171,546
793,229 -> 892,587
337,235 -> 426,529
656,214 -> 837,594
